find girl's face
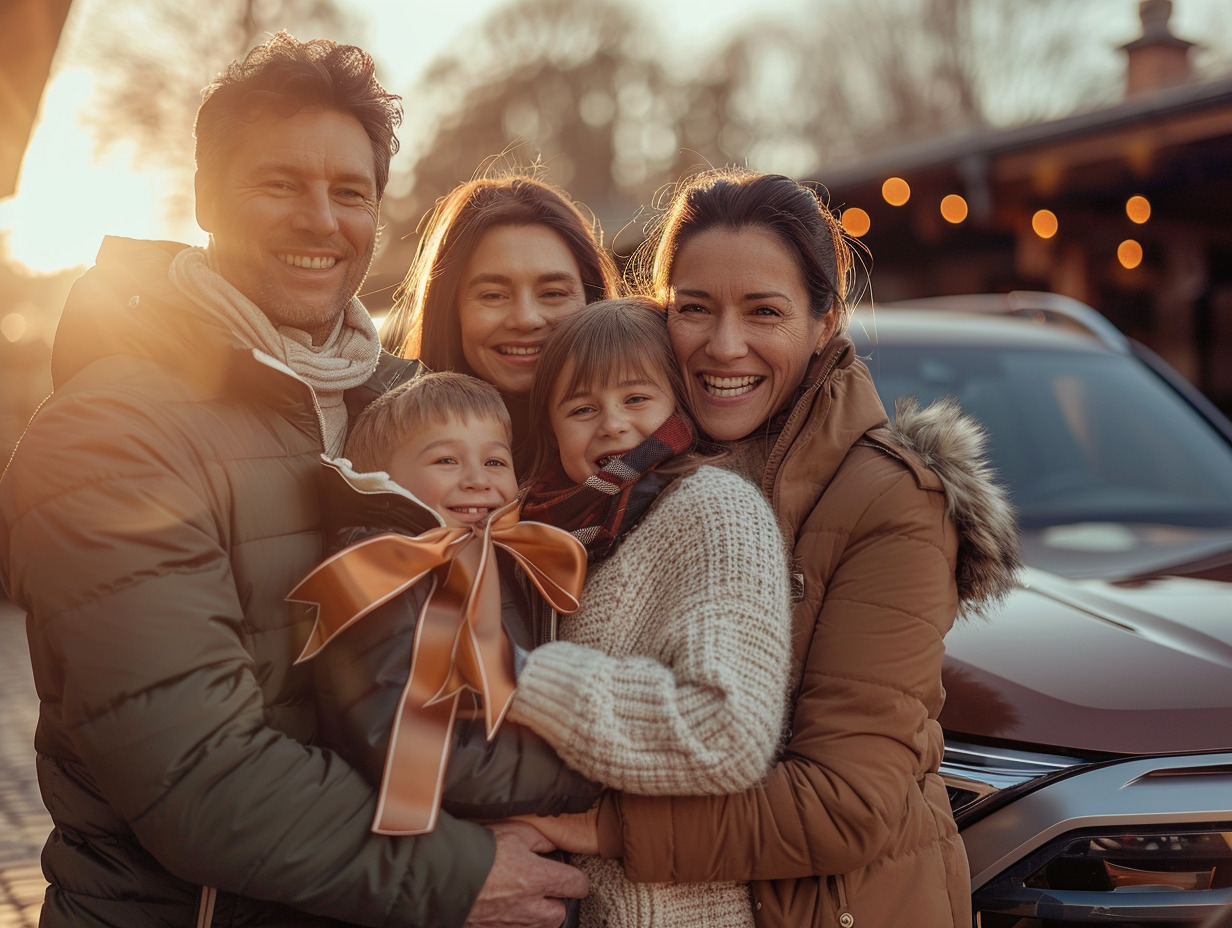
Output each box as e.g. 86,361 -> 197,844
457,224 -> 587,396
548,360 -> 677,485
667,225 -> 831,441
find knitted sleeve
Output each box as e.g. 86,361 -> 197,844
507,467 -> 792,796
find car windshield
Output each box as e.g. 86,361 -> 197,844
863,344 -> 1232,533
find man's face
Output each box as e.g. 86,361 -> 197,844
196,107 -> 380,343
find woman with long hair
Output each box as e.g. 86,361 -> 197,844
528,169 -> 1022,928
381,174 -> 620,469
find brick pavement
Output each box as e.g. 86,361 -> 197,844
0,600 -> 49,927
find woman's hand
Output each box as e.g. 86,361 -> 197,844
506,808 -> 600,855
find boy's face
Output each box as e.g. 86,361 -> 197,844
386,415 -> 518,527
548,362 -> 677,485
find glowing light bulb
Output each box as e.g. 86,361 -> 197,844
1118,239 -> 1143,269
940,194 -> 968,224
881,177 -> 910,206
841,207 -> 871,237
1032,209 -> 1058,239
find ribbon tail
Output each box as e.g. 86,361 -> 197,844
372,681 -> 458,836
457,534 -> 517,738
372,568 -> 465,836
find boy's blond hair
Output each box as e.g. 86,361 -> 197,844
345,371 -> 513,474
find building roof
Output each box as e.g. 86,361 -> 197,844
814,73 -> 1232,192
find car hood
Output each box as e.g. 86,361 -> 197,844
940,525 -> 1232,756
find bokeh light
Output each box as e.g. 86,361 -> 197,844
881,177 -> 910,206
1,313 -> 28,343
940,194 -> 968,224
1126,195 -> 1151,224
1032,209 -> 1058,239
841,207 -> 871,237
1118,239 -> 1143,269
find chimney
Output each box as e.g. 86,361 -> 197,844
1120,0 -> 1196,96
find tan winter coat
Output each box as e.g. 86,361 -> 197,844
595,335 -> 1021,928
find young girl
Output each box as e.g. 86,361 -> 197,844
507,297 -> 794,928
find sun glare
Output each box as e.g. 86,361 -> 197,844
0,68 -> 199,274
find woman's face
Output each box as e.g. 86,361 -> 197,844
666,226 -> 830,442
458,224 -> 587,396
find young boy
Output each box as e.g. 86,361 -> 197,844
344,370 -> 519,529
295,371 -> 599,837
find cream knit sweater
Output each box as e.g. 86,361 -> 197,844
509,465 -> 793,928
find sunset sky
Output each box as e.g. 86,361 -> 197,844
0,0 -> 1221,274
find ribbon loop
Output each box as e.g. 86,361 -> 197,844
288,499 -> 586,835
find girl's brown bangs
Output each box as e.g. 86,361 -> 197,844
555,334 -> 666,401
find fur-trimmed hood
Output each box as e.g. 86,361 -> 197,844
763,335 -> 1022,622
890,396 -> 1023,617
611,336 -> 1003,926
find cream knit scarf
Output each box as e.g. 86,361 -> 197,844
168,246 -> 381,456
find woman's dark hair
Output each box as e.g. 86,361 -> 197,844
526,297 -> 692,483
635,168 -> 854,333
195,32 -> 403,201
381,174 -> 621,367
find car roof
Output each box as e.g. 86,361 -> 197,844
849,309 -> 1114,353
850,291 -> 1129,355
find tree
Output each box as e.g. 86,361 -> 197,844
383,0 -> 1177,279
377,0 -> 683,274
704,0 -> 1109,178
76,0 -> 355,225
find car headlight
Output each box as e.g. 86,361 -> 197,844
941,739 -> 1085,824
973,824 -> 1232,927
956,752 -> 1232,926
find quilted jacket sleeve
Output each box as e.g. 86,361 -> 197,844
0,377 -> 494,928
600,454 -> 960,881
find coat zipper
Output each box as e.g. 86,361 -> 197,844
829,873 -> 854,927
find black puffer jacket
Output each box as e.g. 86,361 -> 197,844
0,238 -> 494,927
307,459 -> 602,822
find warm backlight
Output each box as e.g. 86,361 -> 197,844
1,313 -> 28,343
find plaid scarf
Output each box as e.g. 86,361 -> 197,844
521,412 -> 695,565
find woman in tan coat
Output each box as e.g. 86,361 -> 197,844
531,169 -> 1022,927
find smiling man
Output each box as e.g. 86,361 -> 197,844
0,33 -> 584,928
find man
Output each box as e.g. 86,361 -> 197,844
0,33 -> 584,928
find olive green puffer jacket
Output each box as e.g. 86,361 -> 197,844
0,237 -> 494,928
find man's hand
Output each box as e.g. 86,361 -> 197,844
507,808 -> 600,856
463,819 -> 588,928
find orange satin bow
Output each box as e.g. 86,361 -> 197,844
289,499 -> 586,835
